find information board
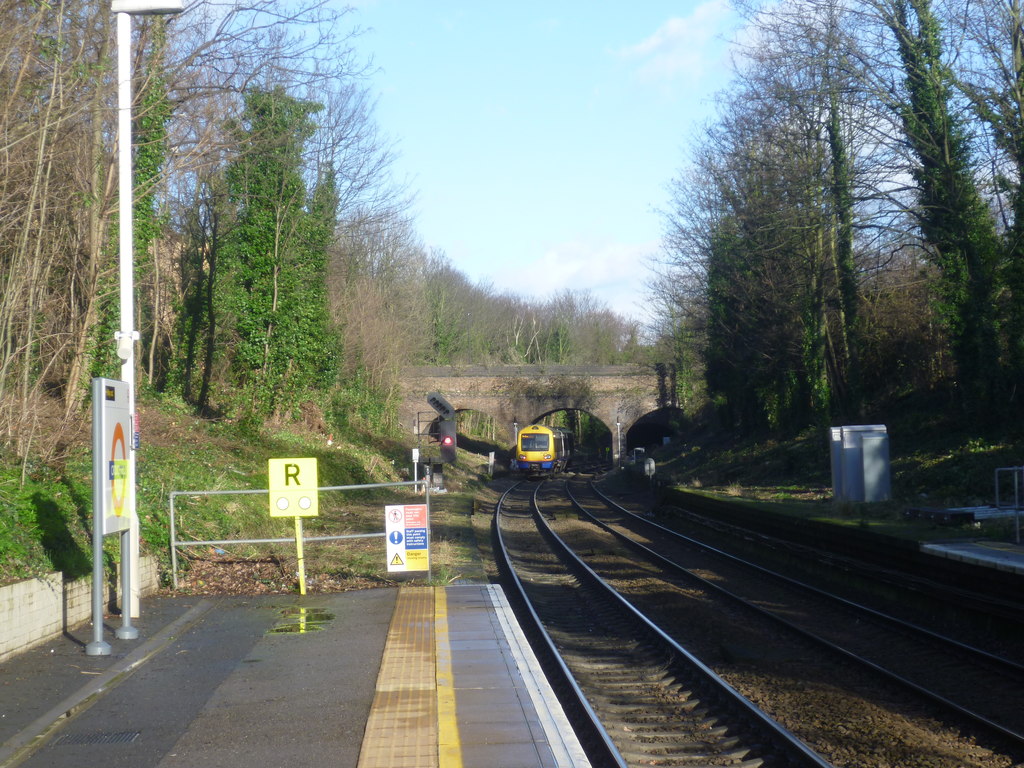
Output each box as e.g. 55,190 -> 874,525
93,378 -> 133,535
385,503 -> 430,572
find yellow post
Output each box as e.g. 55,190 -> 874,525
294,516 -> 307,595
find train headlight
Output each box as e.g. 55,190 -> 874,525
543,454 -> 552,460
519,454 -> 526,460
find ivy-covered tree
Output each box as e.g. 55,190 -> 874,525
218,86 -> 337,417
884,0 -> 1002,408
134,20 -> 174,393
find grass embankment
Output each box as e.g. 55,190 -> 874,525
0,396 -> 496,591
5,390 -> 1023,591
646,398 -> 1024,545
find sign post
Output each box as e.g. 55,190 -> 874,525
87,378 -> 137,656
268,458 -> 319,594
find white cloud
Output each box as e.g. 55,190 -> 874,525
488,239 -> 657,323
618,0 -> 736,86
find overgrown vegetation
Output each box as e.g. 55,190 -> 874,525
649,388 -> 1024,544
0,392 -> 497,589
652,0 -> 1024,432
0,2 -> 644,587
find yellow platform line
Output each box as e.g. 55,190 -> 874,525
435,587 -> 463,768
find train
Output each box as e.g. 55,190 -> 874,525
514,424 -> 574,475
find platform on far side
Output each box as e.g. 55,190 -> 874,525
921,538 -> 1024,575
358,584 -> 590,768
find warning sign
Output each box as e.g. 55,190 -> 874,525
385,504 -> 430,572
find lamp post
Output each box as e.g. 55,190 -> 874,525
112,0 -> 182,627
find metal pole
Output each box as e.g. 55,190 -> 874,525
115,9 -> 143,623
87,380 -> 111,656
116,528 -> 138,638
1011,468 -> 1019,548
425,482 -> 432,582
294,517 -> 307,595
170,492 -> 178,589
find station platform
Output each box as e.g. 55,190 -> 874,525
921,538 -> 1024,576
358,584 -> 589,768
0,584 -> 590,768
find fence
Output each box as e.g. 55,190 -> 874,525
993,467 -> 1023,544
169,480 -> 427,588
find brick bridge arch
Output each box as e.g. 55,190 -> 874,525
400,364 -> 679,464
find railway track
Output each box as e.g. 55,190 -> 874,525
542,478 -> 1024,767
568,481 -> 1024,741
495,480 -> 834,768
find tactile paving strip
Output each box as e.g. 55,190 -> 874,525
357,587 -> 438,768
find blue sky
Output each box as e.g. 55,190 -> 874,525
349,2 -> 739,323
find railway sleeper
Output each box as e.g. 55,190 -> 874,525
554,640 -> 646,656
589,690 -> 703,708
616,746 -> 759,766
616,725 -> 740,746
588,700 -> 662,714
558,640 -> 649,656
637,743 -> 756,760
575,669 -> 677,685
618,710 -> 712,726
632,734 -> 747,752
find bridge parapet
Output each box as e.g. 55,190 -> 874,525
399,364 -> 672,461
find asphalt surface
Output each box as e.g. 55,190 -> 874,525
0,589 -> 397,768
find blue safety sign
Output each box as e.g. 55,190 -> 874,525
405,528 -> 428,548
389,531 -> 404,545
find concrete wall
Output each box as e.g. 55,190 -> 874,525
0,556 -> 160,663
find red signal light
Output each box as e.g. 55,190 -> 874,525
438,417 -> 457,463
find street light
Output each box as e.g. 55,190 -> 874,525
113,0 -> 182,627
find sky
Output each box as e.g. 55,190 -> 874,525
348,2 -> 740,324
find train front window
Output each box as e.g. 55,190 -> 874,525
520,434 -> 549,451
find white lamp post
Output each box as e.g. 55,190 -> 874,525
113,0 -> 183,629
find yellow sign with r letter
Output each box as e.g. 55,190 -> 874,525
268,458 -> 319,518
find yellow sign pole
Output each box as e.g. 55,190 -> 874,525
294,516 -> 307,595
268,458 -> 318,595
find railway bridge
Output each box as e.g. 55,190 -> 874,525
399,364 -> 682,463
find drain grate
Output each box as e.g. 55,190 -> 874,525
52,731 -> 141,746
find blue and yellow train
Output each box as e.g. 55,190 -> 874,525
514,424 -> 574,475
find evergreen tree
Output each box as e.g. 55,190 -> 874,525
885,0 -> 1002,408
219,86 -> 337,417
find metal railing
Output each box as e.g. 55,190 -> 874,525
993,467 -> 1023,544
169,480 -> 427,588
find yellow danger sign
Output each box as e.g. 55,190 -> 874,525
268,458 -> 319,517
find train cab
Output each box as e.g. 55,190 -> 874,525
515,424 -> 573,475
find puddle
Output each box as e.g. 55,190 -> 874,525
267,606 -> 335,635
